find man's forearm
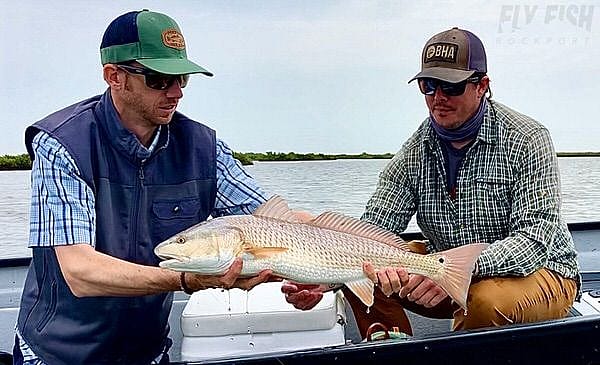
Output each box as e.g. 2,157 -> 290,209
55,244 -> 180,297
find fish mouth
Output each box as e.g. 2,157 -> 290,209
158,255 -> 235,275
155,251 -> 190,262
158,258 -> 189,268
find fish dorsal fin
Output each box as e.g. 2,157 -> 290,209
253,195 -> 302,223
310,212 -> 410,251
344,278 -> 375,308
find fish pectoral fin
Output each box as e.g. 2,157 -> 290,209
344,278 -> 374,308
245,246 -> 288,259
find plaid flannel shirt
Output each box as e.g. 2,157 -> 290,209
362,100 -> 580,283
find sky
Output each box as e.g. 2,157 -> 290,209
1,0 -> 598,154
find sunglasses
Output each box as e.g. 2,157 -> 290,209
117,64 -> 189,90
418,76 -> 481,97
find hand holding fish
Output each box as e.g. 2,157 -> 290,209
281,281 -> 325,310
400,274 -> 448,308
183,258 -> 274,291
364,262 -> 448,308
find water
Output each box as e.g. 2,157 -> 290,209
1,158 -> 599,259
0,170 -> 30,259
246,157 -> 600,222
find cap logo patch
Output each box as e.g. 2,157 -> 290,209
424,43 -> 458,63
162,29 -> 185,50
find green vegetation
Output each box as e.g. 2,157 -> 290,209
557,152 -> 600,157
232,152 -> 254,166
1,151 -> 599,169
233,152 -> 395,165
0,154 -> 32,171
233,151 -> 600,165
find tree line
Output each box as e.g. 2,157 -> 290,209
1,151 -> 599,170
232,151 -> 395,165
0,154 -> 31,170
0,152 -> 394,170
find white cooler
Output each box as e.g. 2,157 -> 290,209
180,282 -> 347,361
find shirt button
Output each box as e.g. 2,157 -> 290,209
173,206 -> 181,213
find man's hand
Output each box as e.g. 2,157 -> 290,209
281,281 -> 325,310
363,262 -> 448,308
398,273 -> 448,308
186,258 -> 274,291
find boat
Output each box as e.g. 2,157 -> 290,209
0,222 -> 598,365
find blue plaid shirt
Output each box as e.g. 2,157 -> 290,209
19,128 -> 269,363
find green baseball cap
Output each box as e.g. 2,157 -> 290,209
100,10 -> 213,76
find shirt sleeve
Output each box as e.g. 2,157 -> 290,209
360,149 -> 418,238
212,139 -> 270,216
476,127 -> 566,277
29,132 -> 96,247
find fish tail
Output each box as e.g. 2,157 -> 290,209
428,243 -> 489,311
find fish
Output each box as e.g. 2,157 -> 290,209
154,195 -> 488,310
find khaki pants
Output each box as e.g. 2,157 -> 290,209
345,268 -> 577,338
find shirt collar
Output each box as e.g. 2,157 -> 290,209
476,99 -> 498,145
98,89 -> 169,161
146,126 -> 162,154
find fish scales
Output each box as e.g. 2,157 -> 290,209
237,218 -> 437,283
155,196 -> 488,310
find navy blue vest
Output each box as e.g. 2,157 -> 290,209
18,90 -> 217,364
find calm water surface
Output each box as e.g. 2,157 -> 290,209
1,158 -> 599,259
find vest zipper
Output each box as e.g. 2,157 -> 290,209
139,159 -> 145,183
130,159 -> 146,260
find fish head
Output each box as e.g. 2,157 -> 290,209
154,224 -> 244,275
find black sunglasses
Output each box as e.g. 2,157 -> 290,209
117,64 -> 189,90
418,76 -> 482,97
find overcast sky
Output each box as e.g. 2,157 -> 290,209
1,0 -> 598,154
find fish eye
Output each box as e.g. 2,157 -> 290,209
176,236 -> 186,244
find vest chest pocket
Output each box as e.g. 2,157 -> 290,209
153,198 -> 203,220
151,198 -> 204,242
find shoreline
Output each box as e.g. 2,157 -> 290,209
234,151 -> 600,165
2,151 -> 600,169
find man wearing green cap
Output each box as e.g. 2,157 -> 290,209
283,27 -> 580,337
15,10 -> 276,365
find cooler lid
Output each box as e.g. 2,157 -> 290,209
181,282 -> 345,336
